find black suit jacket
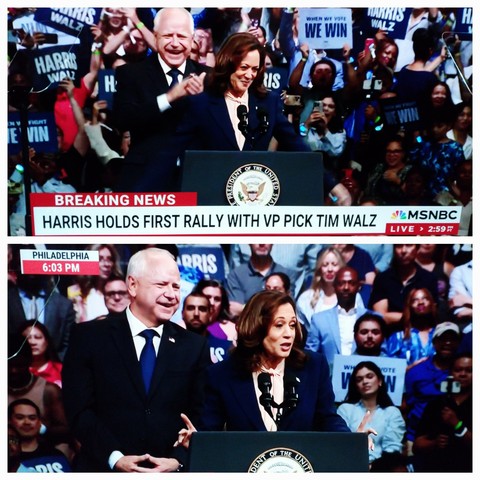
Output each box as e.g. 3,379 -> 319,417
8,283 -> 75,361
62,313 -> 210,471
113,55 -> 210,191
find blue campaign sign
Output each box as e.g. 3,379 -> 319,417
18,453 -> 71,473
263,66 -> 289,93
97,69 -> 116,109
332,354 -> 407,406
364,7 -> 411,39
209,336 -> 233,364
34,8 -> 102,37
8,112 -> 58,154
298,8 -> 352,50
454,8 -> 472,39
381,99 -> 421,130
30,44 -> 80,91
177,245 -> 226,281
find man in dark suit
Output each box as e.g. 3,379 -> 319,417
113,7 -> 208,192
8,274 -> 75,361
62,248 -> 210,472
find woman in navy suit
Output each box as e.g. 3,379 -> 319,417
178,290 -> 350,437
172,32 -> 310,153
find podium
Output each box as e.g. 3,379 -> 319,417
188,431 -> 369,472
181,151 -> 324,206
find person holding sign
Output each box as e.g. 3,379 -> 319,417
337,361 -> 406,466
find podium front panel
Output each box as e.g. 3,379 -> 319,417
188,431 -> 369,472
181,151 -> 324,206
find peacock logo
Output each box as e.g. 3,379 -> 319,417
391,210 -> 407,220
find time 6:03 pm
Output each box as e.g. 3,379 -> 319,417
42,262 -> 80,274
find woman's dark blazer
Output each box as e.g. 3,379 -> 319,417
173,89 -> 311,152
198,351 -> 349,432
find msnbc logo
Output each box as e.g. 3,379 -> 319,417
391,210 -> 407,220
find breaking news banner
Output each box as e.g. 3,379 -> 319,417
332,355 -> 407,406
20,248 -> 100,276
29,193 -> 462,236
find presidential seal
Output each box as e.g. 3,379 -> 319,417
225,164 -> 280,206
248,448 -> 314,473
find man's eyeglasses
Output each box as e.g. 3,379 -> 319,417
104,291 -> 128,298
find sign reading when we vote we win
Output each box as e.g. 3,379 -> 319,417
332,355 -> 407,406
298,9 -> 352,50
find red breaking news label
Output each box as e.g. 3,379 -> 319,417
30,192 -> 197,207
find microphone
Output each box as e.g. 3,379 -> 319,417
257,107 -> 269,134
237,104 -> 249,138
283,373 -> 300,411
258,372 -> 273,409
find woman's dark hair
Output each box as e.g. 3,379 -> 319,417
429,81 -> 455,110
384,134 -> 406,154
309,58 -> 337,81
19,320 -> 60,363
343,361 -> 393,408
207,32 -> 267,97
412,28 -> 435,61
265,271 -> 291,293
375,37 -> 399,68
231,290 -> 306,372
370,452 -> 409,472
192,279 -> 231,321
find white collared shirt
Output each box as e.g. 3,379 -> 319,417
224,91 -> 249,150
338,303 -> 360,356
126,307 -> 164,358
156,56 -> 188,113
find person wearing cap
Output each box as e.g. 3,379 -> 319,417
404,321 -> 461,456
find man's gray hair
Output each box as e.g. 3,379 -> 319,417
127,248 -> 176,279
153,7 -> 194,34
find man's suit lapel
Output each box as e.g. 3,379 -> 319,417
329,309 -> 342,354
147,322 -> 179,398
43,294 -> 57,334
145,55 -> 170,96
110,316 -> 147,398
